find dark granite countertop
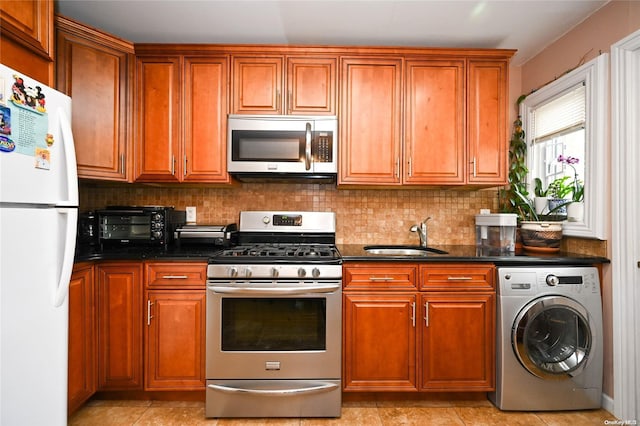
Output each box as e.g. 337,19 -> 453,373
337,244 -> 610,266
75,243 -> 609,266
74,244 -> 224,262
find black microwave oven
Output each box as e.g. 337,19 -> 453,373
96,206 -> 186,247
227,115 -> 338,181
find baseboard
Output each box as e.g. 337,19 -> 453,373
602,392 -> 614,415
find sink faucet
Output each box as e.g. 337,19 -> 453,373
410,217 -> 431,248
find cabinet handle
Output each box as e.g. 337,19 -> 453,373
424,301 -> 429,327
471,157 -> 477,177
411,302 -> 416,328
183,155 -> 187,177
171,155 -> 176,176
369,276 -> 394,282
276,89 -> 281,110
288,90 -> 292,113
161,275 -> 188,279
395,157 -> 400,179
408,157 -> 412,177
447,276 -> 473,281
147,299 -> 153,326
120,154 -> 125,175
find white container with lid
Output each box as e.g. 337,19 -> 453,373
475,213 -> 517,253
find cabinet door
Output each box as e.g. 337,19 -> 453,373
420,293 -> 494,391
339,58 -> 403,185
145,290 -> 206,390
135,56 -> 182,181
0,0 -> 53,83
467,59 -> 508,184
232,56 -> 283,114
68,263 -> 95,415
286,57 -> 336,115
183,56 -> 230,182
343,293 -> 417,391
96,262 -> 143,390
56,16 -> 133,181
405,59 -> 465,184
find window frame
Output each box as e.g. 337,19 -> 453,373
521,54 -> 608,239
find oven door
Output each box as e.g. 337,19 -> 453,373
206,279 -> 341,380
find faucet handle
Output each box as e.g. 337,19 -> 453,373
423,217 -> 432,224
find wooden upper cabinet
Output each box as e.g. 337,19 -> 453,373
231,55 -> 337,115
134,56 -> 182,182
134,54 -> 230,183
404,59 -> 465,184
467,59 -> 508,185
232,56 -> 283,114
183,56 -> 230,182
339,58 -> 403,185
286,57 -> 336,115
56,16 -> 133,181
0,0 -> 53,84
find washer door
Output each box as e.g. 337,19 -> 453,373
512,295 -> 593,379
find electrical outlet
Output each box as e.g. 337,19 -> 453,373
186,206 -> 197,223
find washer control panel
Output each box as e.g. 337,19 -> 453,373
497,267 -> 600,296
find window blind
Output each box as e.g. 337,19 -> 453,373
532,83 -> 585,142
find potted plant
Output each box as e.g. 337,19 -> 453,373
558,155 -> 584,221
512,185 -> 564,252
546,176 -> 572,217
533,177 -> 549,214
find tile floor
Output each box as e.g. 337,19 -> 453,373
68,397 -> 618,425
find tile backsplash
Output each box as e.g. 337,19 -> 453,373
80,181 -> 607,256
80,182 -> 500,245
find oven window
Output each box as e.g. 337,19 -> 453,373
100,216 -> 151,239
232,130 -> 303,161
221,298 -> 326,351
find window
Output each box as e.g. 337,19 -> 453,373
521,54 -> 608,239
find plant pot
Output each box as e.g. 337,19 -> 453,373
567,201 -> 584,222
548,198 -> 568,215
534,197 -> 549,214
520,221 -> 563,253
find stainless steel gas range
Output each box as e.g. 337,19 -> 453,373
205,211 -> 342,418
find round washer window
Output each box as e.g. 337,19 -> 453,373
512,296 -> 593,379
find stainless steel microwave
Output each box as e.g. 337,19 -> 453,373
227,115 -> 338,181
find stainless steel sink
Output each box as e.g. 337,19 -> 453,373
363,245 -> 448,256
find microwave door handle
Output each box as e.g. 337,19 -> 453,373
305,122 -> 312,170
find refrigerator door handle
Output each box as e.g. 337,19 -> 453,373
56,109 -> 79,207
53,207 -> 77,307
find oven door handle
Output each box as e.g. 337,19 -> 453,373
208,382 -> 339,396
208,284 -> 341,295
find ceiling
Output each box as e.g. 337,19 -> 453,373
56,0 -> 609,66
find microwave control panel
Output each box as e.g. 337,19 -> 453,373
313,133 -> 333,162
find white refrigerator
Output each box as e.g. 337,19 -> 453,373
0,64 -> 78,425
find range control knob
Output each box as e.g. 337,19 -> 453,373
546,274 -> 559,286
262,216 -> 271,224
297,268 -> 307,278
152,231 -> 162,239
312,268 -> 321,278
245,268 -> 252,278
229,267 -> 238,278
271,267 -> 279,278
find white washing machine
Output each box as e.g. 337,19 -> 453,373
489,266 -> 603,411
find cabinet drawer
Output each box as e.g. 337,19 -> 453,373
343,263 -> 417,290
419,264 -> 494,291
145,262 -> 207,288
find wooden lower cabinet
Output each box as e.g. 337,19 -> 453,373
96,262 -> 144,390
420,293 -> 495,391
145,290 -> 206,390
144,261 -> 207,391
343,262 -> 495,393
343,293 -> 418,391
68,263 -> 96,415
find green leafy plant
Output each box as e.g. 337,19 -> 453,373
499,95 -> 530,220
533,178 -> 548,197
547,176 -> 573,199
